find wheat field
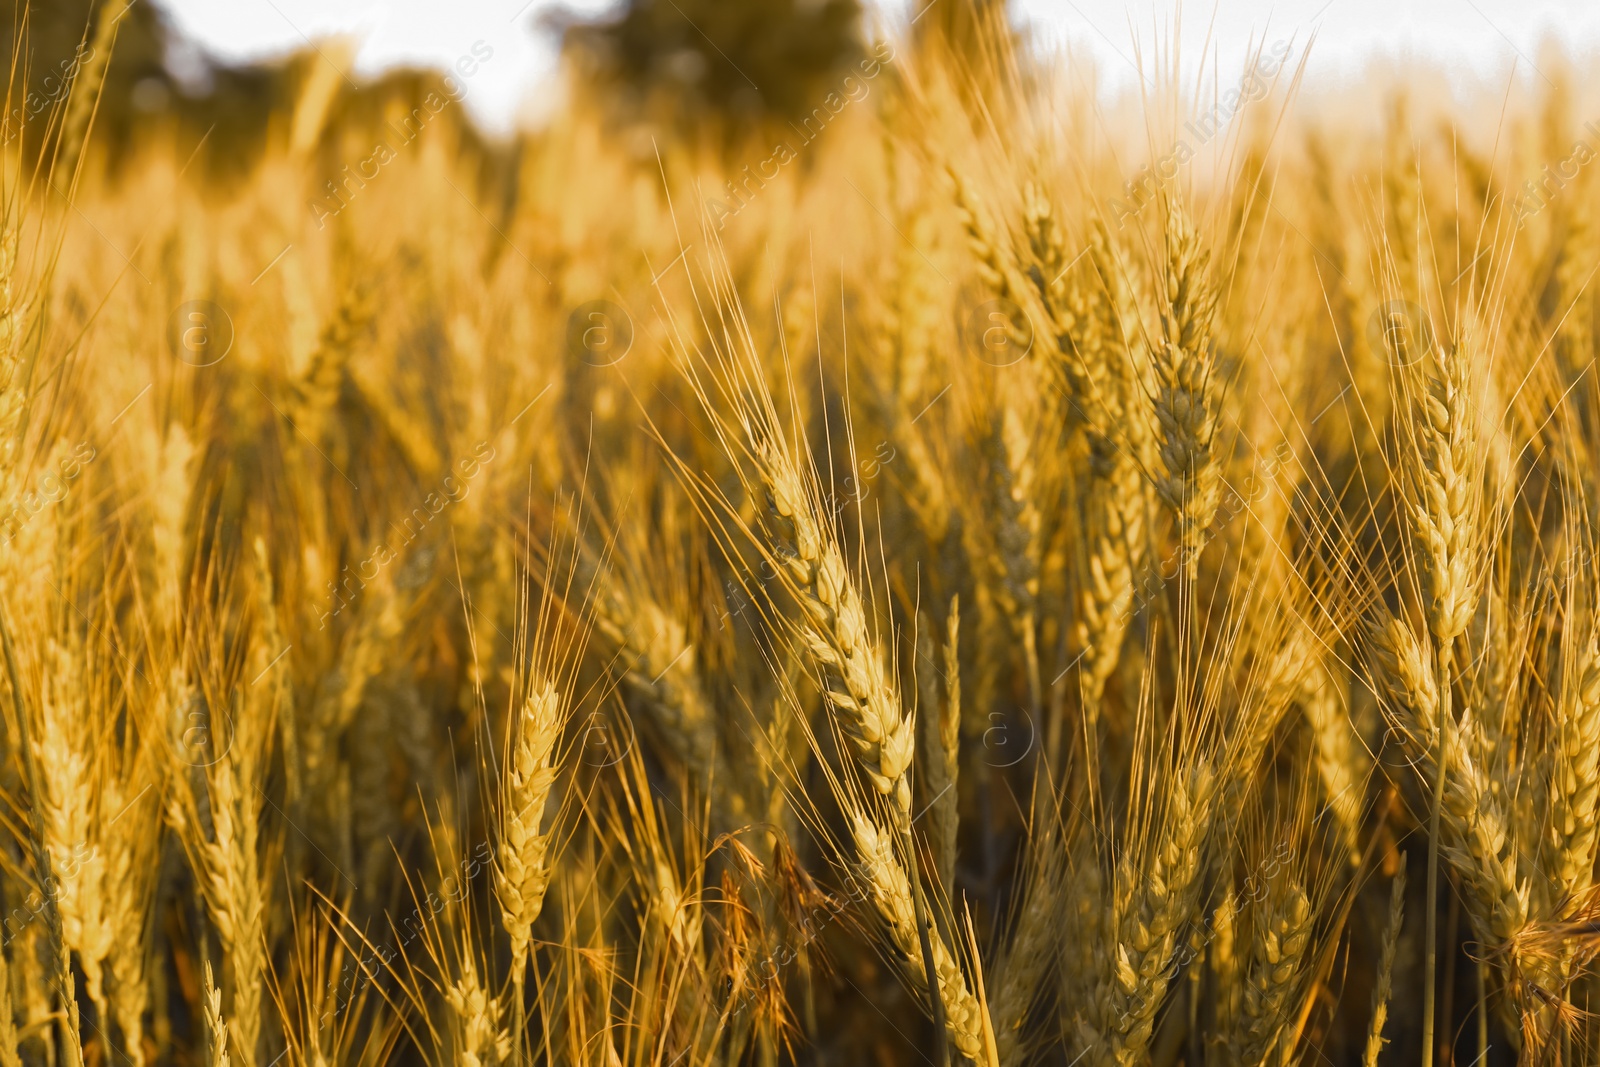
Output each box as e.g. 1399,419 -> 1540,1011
3,3 -> 1600,1065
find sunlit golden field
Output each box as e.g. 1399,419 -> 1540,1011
6,4 -> 1600,1066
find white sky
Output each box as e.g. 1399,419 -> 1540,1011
148,0 -> 1600,134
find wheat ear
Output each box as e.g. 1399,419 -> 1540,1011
33,636 -> 112,1030
1363,861 -> 1407,1067
1237,872 -> 1313,1067
202,960 -> 231,1067
761,443 -> 915,815
851,811 -> 988,1062
1151,202 -> 1223,576
104,773 -> 156,1067
1083,762 -> 1214,1066
1551,629 -> 1600,909
1372,617 -> 1548,1002
0,941 -> 19,1067
1407,331 -> 1480,646
1073,465 -> 1142,725
0,609 -> 83,1067
593,577 -> 717,773
1399,316 -> 1481,1067
989,844 -> 1063,1065
755,439 -> 978,1060
1301,663 -> 1366,866
446,950 -> 510,1067
918,598 -> 961,895
495,680 -> 563,977
1039,219 -> 1147,727
168,694 -> 266,1063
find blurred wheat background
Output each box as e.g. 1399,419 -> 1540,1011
2,0 -> 1600,1064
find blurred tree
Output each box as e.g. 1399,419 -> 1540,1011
0,0 -> 283,176
554,0 -> 864,132
0,2 -> 500,184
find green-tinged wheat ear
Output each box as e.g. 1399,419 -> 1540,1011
1363,861 -> 1407,1067
850,811 -> 988,1063
495,681 -> 563,976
